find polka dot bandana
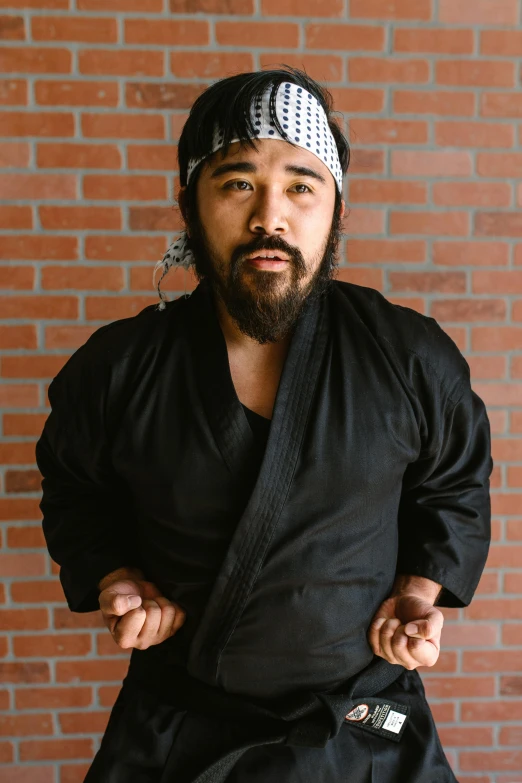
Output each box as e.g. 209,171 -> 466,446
153,81 -> 343,310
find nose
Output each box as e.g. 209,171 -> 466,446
248,189 -> 289,236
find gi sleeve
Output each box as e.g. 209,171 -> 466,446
35,337 -> 138,613
396,372 -> 493,608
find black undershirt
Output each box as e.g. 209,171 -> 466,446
241,404 -> 271,450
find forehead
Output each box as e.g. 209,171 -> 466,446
202,138 -> 333,185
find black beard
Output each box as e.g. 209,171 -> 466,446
185,207 -> 342,344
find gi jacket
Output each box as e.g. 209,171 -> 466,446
36,278 -> 492,702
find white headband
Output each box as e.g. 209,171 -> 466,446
153,81 -> 343,310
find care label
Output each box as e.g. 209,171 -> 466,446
344,697 -> 410,743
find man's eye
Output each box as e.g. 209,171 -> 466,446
226,181 -> 312,193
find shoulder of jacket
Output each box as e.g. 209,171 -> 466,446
332,279 -> 470,397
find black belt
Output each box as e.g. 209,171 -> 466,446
126,652 -> 405,783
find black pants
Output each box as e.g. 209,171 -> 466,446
84,669 -> 456,783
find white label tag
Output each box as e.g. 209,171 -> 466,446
382,710 -> 407,734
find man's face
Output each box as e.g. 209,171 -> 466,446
182,138 -> 345,343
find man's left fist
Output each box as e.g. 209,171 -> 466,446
368,594 -> 444,670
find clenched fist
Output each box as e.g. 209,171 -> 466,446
98,568 -> 186,650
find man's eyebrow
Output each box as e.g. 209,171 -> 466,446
209,161 -> 327,185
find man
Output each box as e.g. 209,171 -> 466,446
36,67 -> 493,783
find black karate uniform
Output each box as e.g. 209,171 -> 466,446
35,278 -> 493,782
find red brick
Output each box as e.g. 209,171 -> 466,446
391,150 -> 472,177
435,121 -> 514,149
82,112 -> 164,139
0,173 -> 76,200
0,142 -> 29,167
390,211 -> 469,237
0,296 -> 78,319
0,78 -> 26,106
53,609 -> 104,630
7,526 -> 46,547
14,634 -> 91,658
0,608 -> 48,631
0,266 -> 33,290
20,738 -> 93,762
336,268 -> 383,290
507,520 -> 522,540
461,751 -> 522,772
0,662 -> 49,684
78,0 -> 162,7
478,153 -> 522,178
98,685 -> 120,707
433,182 -> 511,208
0,204 -> 28,229
430,702 -> 455,723
501,676 -> 522,696
83,174 -> 166,201
439,0 -> 519,25
96,633 -> 132,657
348,149 -> 385,175
473,271 -> 522,295
348,119 -> 427,144
476,213 -> 522,238
443,623 -> 498,647
482,93 -> 522,118
59,710 -> 110,734
513,301 -> 522,322
499,726 -> 522,746
464,650 -> 522,673
131,266 -> 193,294
306,23 -> 384,51
438,726 -> 493,747
463,700 -> 522,722
10,579 -> 66,603
0,0 -> 67,4
0,236 -> 77,261
0,46 -> 70,72
35,79 -> 118,107
0,111 -> 74,137
468,355 -> 506,380
0,14 -> 25,39
128,206 -> 182,232
32,15 -> 117,42
349,57 -> 428,84
346,239 -> 425,264
423,676 -> 495,698
2,355 -> 67,378
0,552 -> 46,577
44,325 -> 98,350
56,659 -> 129,683
394,28 -> 473,54
79,49 -> 164,77
387,296 -> 425,314
348,180 -> 426,204
16,686 -> 92,711
394,89 -> 476,116
125,81 -> 205,110
85,235 -> 166,261
265,53 -> 343,82
508,464 -> 522,483
389,271 -> 465,293
516,245 -> 522,266
491,491 -> 522,512
171,51 -> 253,78
505,573 -> 522,593
127,145 -> 178,171
481,30 -> 522,56
262,0 -> 341,12
0,690 -> 9,709
41,266 -> 124,291
487,541 -> 522,565
466,599 -> 522,620
85,296 -> 158,320
37,142 -> 121,169
436,60 -> 515,88
431,299 -> 505,322
60,764 -> 91,783
5,468 -> 42,492
350,0 -> 431,19
0,714 -> 53,737
328,87 -> 384,113
39,205 -> 121,230
216,21 -> 298,47
0,742 -> 13,763
125,18 -> 208,45
344,208 -> 385,235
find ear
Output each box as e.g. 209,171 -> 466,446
177,185 -> 189,229
340,198 -> 346,219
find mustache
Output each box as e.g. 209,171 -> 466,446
232,238 -> 306,273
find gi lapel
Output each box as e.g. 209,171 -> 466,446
187,280 -> 330,685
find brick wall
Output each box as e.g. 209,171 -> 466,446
0,0 -> 521,780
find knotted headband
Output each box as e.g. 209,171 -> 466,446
153,80 -> 343,310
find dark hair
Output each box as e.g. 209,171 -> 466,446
176,64 -> 350,220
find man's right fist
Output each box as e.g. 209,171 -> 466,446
98,575 -> 186,650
